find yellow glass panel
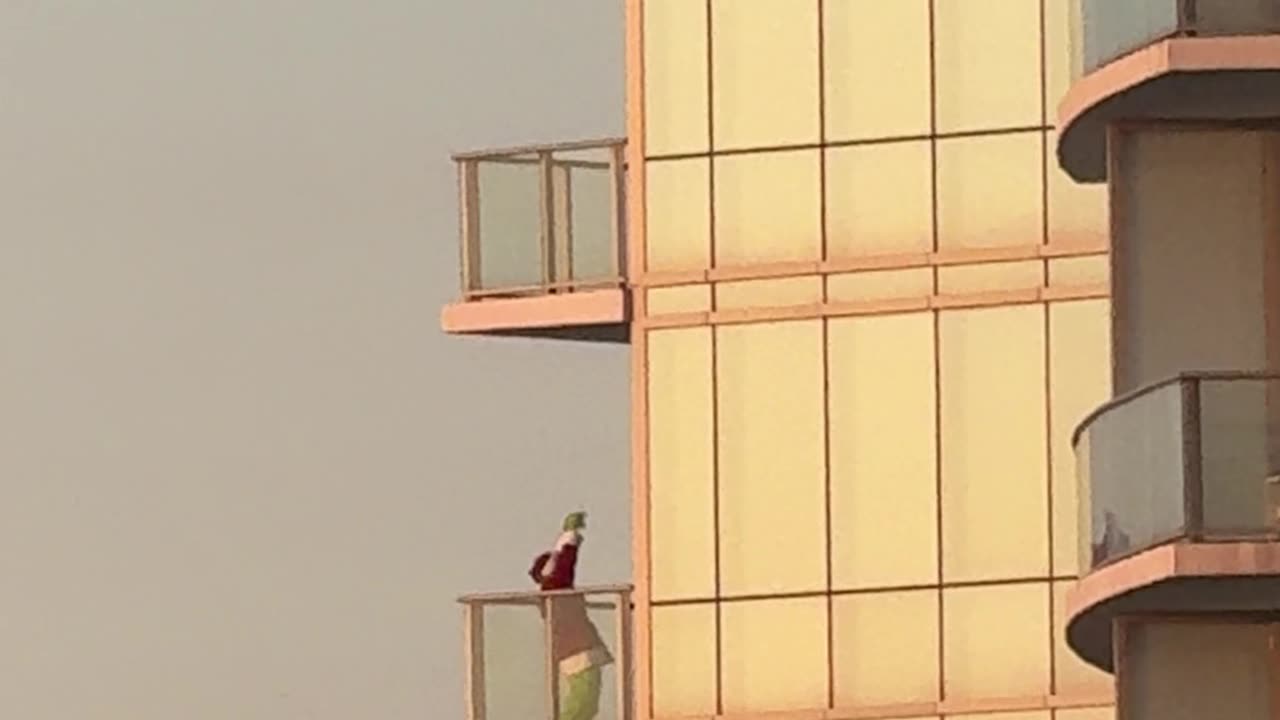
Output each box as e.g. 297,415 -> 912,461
715,150 -> 822,266
1045,0 -> 1079,119
943,583 -> 1051,698
937,132 -> 1044,250
829,313 -> 937,589
651,604 -> 717,717
934,0 -> 1042,133
832,590 -> 940,706
1048,132 -> 1109,246
940,305 -> 1049,582
1049,300 -> 1111,575
643,0 -> 709,156
1049,256 -> 1109,287
721,597 -> 828,713
647,285 -> 712,315
937,260 -> 1044,295
1055,708 -> 1115,720
646,159 -> 711,273
711,0 -> 820,149
826,141 -> 933,257
827,267 -> 934,303
1053,580 -> 1112,694
717,320 -> 826,595
824,0 -> 931,140
716,276 -> 822,310
648,328 -> 716,601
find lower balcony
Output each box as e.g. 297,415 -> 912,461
459,585 -> 634,720
440,139 -> 629,343
1066,371 -> 1280,670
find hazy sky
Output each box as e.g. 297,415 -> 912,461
0,2 -> 627,717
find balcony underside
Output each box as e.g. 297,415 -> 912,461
1066,541 -> 1280,672
1058,36 -> 1280,183
440,288 -> 629,343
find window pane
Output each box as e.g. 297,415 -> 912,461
941,305 -> 1049,582
717,320 -> 827,595
1049,300 -> 1111,575
1049,257 -> 1109,287
934,0 -> 1042,132
715,276 -> 822,310
1124,622 -> 1273,720
1047,131 -> 1109,246
1044,0 -> 1078,120
937,132 -> 1044,250
647,285 -> 712,315
646,159 -> 710,273
937,260 -> 1044,295
953,713 -> 1050,720
643,0 -> 709,156
824,0 -> 931,140
832,590 -> 940,706
827,268 -> 934,303
830,312 -> 938,589
711,0 -> 820,149
1055,709 -> 1115,720
651,604 -> 717,717
721,597 -> 828,713
944,583 -> 1051,698
826,141 -> 933,257
714,150 -> 821,266
1052,581 -> 1112,694
648,328 -> 716,601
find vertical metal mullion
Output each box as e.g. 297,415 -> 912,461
555,163 -> 575,290
544,596 -> 560,719
608,144 -> 627,281
459,160 -> 482,297
538,152 -> 557,291
1182,377 -> 1205,539
464,603 -> 487,720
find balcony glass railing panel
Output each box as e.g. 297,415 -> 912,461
461,585 -> 633,720
1075,373 -> 1280,573
1078,379 -> 1188,570
1197,377 -> 1277,534
455,140 -> 625,299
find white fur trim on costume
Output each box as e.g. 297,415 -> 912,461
560,646 -> 614,676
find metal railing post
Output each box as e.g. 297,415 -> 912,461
607,143 -> 626,280
463,602 -> 487,720
543,595 -> 560,720
1182,377 -> 1205,539
615,589 -> 634,720
538,152 -> 557,291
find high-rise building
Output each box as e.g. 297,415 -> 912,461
445,3 -> 1280,720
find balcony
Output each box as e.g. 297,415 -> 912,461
1071,0 -> 1280,77
440,139 -> 630,343
1065,371 -> 1280,670
459,585 -> 634,720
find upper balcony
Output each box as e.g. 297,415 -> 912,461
459,585 -> 633,720
440,139 -> 630,343
1065,372 -> 1280,670
1057,1 -> 1280,182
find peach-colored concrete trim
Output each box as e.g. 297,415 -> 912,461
636,283 -> 1111,329
1066,542 -> 1280,624
650,692 -> 1114,720
624,1 -> 651,718
440,288 -> 626,333
1058,35 -> 1280,139
636,242 -> 1109,289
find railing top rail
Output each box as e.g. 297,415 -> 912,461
451,137 -> 627,162
457,583 -> 634,605
1071,370 -> 1280,447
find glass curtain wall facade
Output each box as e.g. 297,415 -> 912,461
631,1 -> 1115,719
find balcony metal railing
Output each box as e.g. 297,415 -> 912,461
459,584 -> 634,720
453,139 -> 627,301
1070,0 -> 1280,78
1073,371 -> 1280,572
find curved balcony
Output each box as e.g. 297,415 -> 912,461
1066,372 -> 1280,670
459,584 -> 634,720
441,139 -> 630,342
1057,1 -> 1280,182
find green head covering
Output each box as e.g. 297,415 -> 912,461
563,511 -> 587,532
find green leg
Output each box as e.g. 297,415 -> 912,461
559,666 -> 602,720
